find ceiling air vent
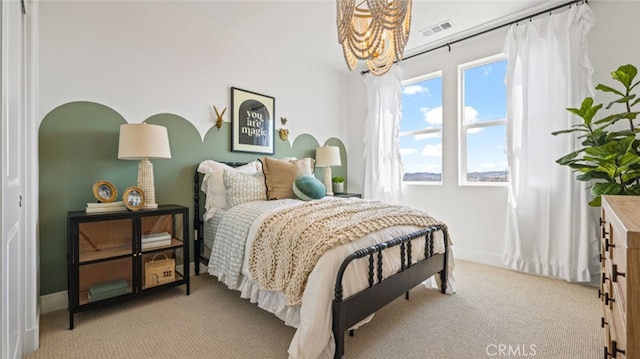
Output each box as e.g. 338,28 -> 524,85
421,20 -> 454,37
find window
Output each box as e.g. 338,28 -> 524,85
400,72 -> 443,183
459,55 -> 508,184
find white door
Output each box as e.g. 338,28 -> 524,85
1,1 -> 26,358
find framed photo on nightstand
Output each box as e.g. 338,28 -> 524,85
123,186 -> 145,211
92,180 -> 117,203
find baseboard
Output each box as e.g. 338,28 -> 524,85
40,261 -> 202,315
40,290 -> 67,315
455,248 -> 601,287
453,247 -> 507,269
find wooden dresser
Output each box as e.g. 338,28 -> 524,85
600,195 -> 640,358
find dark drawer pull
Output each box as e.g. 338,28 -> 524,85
605,240 -> 615,251
605,340 -> 625,358
612,264 -> 625,282
601,317 -> 608,328
602,227 -> 609,239
605,292 -> 615,306
598,289 -> 603,299
602,273 -> 609,284
600,217 -> 605,226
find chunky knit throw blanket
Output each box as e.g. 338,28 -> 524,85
248,198 -> 448,306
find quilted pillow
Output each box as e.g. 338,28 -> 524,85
197,160 -> 262,219
223,169 -> 267,208
292,175 -> 325,201
260,157 -> 315,200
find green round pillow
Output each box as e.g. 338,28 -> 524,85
293,175 -> 325,201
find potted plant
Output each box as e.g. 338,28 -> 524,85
552,64 -> 640,206
332,176 -> 345,194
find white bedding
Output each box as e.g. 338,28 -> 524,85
206,198 -> 456,359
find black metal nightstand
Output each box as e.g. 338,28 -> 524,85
333,193 -> 362,198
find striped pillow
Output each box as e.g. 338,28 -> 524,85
223,169 -> 267,208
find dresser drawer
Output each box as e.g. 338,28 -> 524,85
609,301 -> 627,359
606,255 -> 628,314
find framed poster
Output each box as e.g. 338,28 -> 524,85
230,87 -> 275,154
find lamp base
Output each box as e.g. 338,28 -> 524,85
137,159 -> 159,209
323,167 -> 333,196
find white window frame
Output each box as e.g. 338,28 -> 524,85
458,54 -> 508,186
400,70 -> 443,185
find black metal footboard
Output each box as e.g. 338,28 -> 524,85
332,226 -> 448,359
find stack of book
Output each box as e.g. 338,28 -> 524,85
88,279 -> 129,302
85,201 -> 127,213
141,232 -> 172,250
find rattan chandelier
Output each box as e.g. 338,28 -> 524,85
337,0 -> 412,76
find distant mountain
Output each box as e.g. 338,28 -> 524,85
467,171 -> 509,182
403,171 -> 508,182
403,172 -> 441,181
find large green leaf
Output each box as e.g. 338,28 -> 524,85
611,64 -> 637,88
555,150 -> 581,165
618,151 -> 640,167
576,171 -> 613,181
551,128 -> 588,135
605,94 -> 637,110
571,163 -> 597,171
594,112 -> 639,125
584,145 -> 617,158
612,71 -> 630,89
591,181 -> 623,196
596,84 -> 624,96
607,130 -> 636,140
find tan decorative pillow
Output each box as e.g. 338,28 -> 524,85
260,157 -> 315,200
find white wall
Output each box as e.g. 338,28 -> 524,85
36,0 -> 640,271
38,1 -> 348,146
346,1 -> 640,269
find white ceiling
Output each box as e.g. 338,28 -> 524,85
405,0 -> 566,55
173,0 -> 569,74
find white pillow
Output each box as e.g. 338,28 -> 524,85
197,160 -> 262,220
223,169 -> 267,208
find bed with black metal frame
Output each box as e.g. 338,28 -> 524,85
192,164 -> 450,359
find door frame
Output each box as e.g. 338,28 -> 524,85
1,0 -> 39,357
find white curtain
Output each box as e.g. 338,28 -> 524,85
363,65 -> 404,204
504,4 -> 600,282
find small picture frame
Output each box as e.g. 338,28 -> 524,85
92,180 -> 117,203
123,186 -> 145,211
230,87 -> 275,154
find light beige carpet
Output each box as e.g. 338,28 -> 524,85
24,260 -> 602,359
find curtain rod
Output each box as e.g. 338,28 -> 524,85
360,0 -> 586,75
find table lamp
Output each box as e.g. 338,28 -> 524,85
315,146 -> 341,196
118,123 -> 171,209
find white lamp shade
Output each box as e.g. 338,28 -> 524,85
118,123 -> 171,160
315,146 -> 341,167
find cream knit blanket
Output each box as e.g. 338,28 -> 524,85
248,198 -> 448,306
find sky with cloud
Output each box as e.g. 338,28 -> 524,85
400,59 -> 507,181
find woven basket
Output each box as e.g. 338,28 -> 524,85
144,253 -> 175,288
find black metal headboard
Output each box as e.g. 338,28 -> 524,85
193,162 -> 248,275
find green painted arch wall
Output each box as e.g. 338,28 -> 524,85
39,101 -> 347,295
